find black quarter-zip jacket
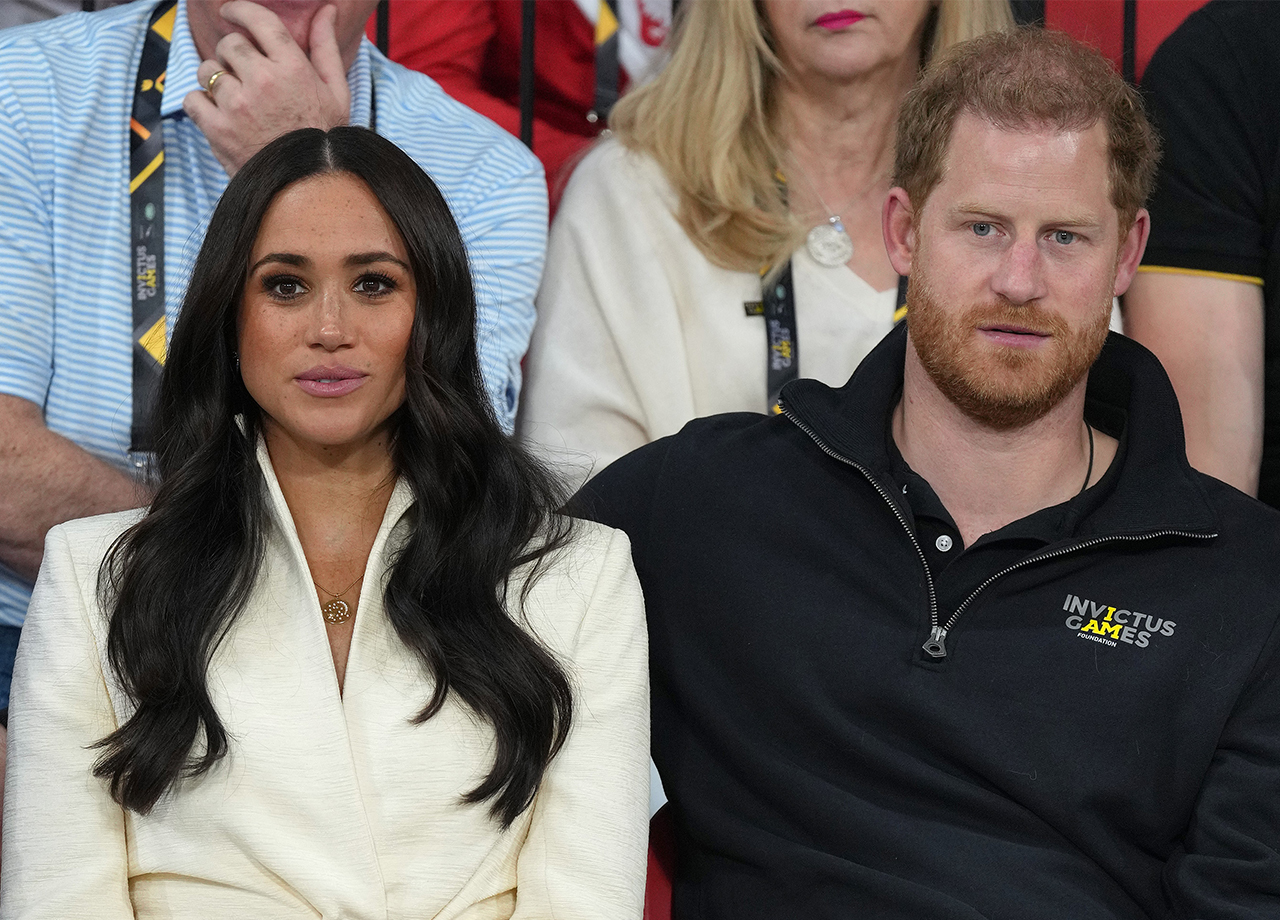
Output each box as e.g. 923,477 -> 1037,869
574,324 -> 1280,919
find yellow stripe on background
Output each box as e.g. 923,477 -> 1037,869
138,316 -> 166,365
152,4 -> 176,41
595,1 -> 618,44
129,150 -> 164,194
893,305 -> 909,323
1136,265 -> 1264,286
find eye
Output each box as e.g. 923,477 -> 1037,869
971,222 -> 993,237
262,274 -> 305,300
1052,230 -> 1077,245
355,272 -> 396,296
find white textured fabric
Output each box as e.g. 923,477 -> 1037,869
1,446 -> 648,918
519,138 -> 898,489
0,0 -> 548,627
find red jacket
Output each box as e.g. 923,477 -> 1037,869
369,1 -> 641,210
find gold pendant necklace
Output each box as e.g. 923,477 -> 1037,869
313,573 -> 364,624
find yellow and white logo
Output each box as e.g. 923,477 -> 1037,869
1062,593 -> 1175,649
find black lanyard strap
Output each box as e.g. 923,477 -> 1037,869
751,258 -> 910,414
128,0 -> 177,456
126,2 -> 376,456
590,0 -> 620,124
762,261 -> 798,414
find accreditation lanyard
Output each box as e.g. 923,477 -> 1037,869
591,0 -> 620,123
747,261 -> 909,414
127,0 -> 177,456
127,1 -> 377,455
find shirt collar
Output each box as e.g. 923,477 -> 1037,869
781,324 -> 1219,540
160,0 -> 200,117
161,0 -> 375,125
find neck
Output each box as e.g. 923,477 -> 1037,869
263,424 -> 398,568
892,347 -> 1118,548
775,53 -> 918,199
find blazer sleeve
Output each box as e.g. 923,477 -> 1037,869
511,525 -> 649,920
0,524 -> 132,919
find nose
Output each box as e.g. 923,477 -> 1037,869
989,237 -> 1048,306
308,286 -> 353,351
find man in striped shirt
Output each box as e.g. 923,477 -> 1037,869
0,0 -> 548,706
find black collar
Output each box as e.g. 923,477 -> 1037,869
779,323 -> 1219,539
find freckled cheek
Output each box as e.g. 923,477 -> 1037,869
368,310 -> 416,380
237,304 -> 309,396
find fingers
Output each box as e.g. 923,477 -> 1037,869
196,59 -> 239,98
186,0 -> 353,176
218,0 -> 301,62
181,88 -> 240,174
308,6 -> 346,90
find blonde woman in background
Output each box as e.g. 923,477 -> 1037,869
520,0 -> 1014,487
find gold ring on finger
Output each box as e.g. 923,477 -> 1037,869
206,69 -> 227,96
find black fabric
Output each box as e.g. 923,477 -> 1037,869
572,324 -> 1280,919
1139,0 -> 1280,506
887,417 -> 1127,615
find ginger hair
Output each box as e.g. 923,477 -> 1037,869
894,27 -> 1160,228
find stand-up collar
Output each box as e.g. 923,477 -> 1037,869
780,323 -> 1219,539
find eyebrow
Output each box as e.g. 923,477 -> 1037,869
249,252 -> 307,274
345,251 -> 411,271
952,205 -> 1104,229
248,250 -> 411,275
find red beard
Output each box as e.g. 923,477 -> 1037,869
906,272 -> 1111,430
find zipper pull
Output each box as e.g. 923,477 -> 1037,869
922,626 -> 948,659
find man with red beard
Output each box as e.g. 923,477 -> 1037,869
572,27 -> 1280,920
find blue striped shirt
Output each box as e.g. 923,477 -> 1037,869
0,0 -> 548,627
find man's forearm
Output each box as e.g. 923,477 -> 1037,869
1123,271 -> 1265,495
0,395 -> 149,581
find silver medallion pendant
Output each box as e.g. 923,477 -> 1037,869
806,218 -> 854,268
322,598 -> 352,624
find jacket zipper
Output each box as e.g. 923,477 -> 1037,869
780,406 -> 940,653
781,405 -> 1217,661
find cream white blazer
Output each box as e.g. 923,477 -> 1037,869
1,448 -> 649,919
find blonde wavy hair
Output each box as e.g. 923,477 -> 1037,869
609,1 -> 1016,272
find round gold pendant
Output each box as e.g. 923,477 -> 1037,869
321,598 -> 351,624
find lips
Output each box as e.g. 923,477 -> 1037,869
814,10 -> 866,29
979,325 -> 1051,348
295,365 -> 367,397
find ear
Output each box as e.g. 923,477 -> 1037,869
883,188 -> 917,277
1112,207 -> 1151,297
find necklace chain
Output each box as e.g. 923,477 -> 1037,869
313,573 -> 364,599
783,155 -> 880,223
1079,423 -> 1095,496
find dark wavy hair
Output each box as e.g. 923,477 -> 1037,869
93,127 -> 574,827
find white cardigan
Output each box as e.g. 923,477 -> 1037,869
519,138 -> 898,490
1,447 -> 649,919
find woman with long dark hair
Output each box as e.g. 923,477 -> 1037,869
1,126 -> 649,918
